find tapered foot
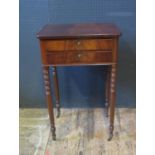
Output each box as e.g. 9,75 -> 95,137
108,132 -> 113,141
52,134 -> 56,141
108,125 -> 114,141
105,102 -> 109,117
56,110 -> 60,118
51,126 -> 56,141
56,103 -> 60,118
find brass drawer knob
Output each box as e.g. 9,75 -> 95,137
77,53 -> 82,58
77,41 -> 81,46
74,53 -> 83,60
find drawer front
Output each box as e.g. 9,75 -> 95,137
45,39 -> 113,51
46,51 -> 113,65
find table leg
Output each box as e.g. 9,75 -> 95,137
108,64 -> 117,141
52,66 -> 60,118
105,65 -> 111,117
43,66 -> 56,140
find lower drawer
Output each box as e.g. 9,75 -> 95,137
46,51 -> 113,65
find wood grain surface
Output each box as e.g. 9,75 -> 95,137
46,108 -> 135,155
37,23 -> 121,40
19,109 -> 50,155
44,39 -> 113,51
20,108 -> 135,155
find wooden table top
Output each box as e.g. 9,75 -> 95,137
36,23 -> 121,40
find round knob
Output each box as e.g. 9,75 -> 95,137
77,41 -> 81,46
77,53 -> 82,58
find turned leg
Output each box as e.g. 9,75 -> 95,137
52,66 -> 60,118
108,64 -> 117,141
105,66 -> 111,117
43,66 -> 56,140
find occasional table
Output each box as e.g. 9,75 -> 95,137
36,23 -> 121,141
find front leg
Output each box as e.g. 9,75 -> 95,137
43,66 -> 56,140
52,66 -> 60,118
105,65 -> 111,117
108,64 -> 117,141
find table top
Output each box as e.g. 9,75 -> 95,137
37,23 -> 121,40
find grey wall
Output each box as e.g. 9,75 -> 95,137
19,0 -> 136,108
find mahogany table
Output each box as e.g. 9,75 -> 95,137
36,23 -> 121,141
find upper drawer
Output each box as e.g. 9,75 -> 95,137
44,39 -> 113,51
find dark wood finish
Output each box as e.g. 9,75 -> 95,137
52,67 -> 60,118
37,23 -> 121,39
43,39 -> 113,51
105,66 -> 111,117
42,66 -> 56,140
37,23 -> 121,141
108,64 -> 117,141
40,38 -> 114,66
47,51 -> 113,65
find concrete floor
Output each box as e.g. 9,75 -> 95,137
19,108 -> 136,155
